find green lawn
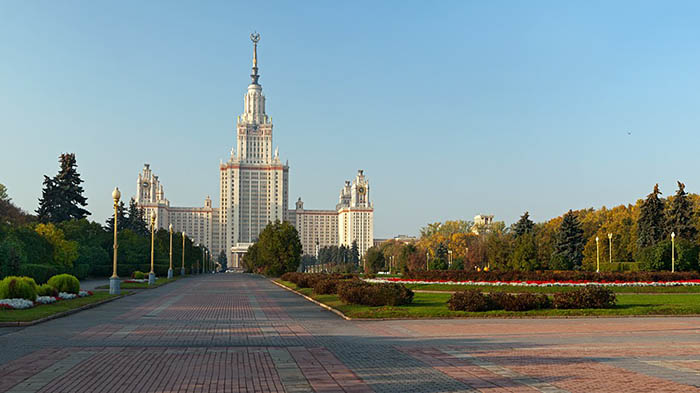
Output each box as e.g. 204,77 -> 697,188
277,280 -> 700,319
94,276 -> 183,290
402,283 -> 700,294
0,292 -> 122,323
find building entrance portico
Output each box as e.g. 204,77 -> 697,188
230,243 -> 252,269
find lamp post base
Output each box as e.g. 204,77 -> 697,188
109,277 -> 120,295
167,269 -> 173,279
148,272 -> 156,285
181,267 -> 186,276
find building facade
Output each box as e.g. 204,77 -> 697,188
134,34 -> 374,268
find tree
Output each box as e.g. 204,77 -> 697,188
217,250 -> 227,271
512,211 -> 534,238
350,240 -> 360,264
637,184 -> 665,249
105,201 -> 127,233
125,198 -> 148,236
37,153 -> 90,222
430,242 -> 448,270
666,181 -> 696,241
35,222 -> 79,269
363,246 -> 384,273
0,184 -> 32,225
243,221 -> 301,276
551,210 -> 584,270
0,184 -> 8,202
508,233 -> 540,271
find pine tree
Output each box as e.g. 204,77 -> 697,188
36,153 -> 90,223
512,211 -> 534,238
217,250 -> 227,270
665,181 -> 697,241
350,240 -> 360,264
125,198 -> 148,235
637,184 -> 665,248
105,200 -> 127,233
552,210 -> 584,270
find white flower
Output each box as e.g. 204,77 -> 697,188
58,292 -> 77,300
78,290 -> 90,297
35,296 -> 57,305
0,298 -> 35,309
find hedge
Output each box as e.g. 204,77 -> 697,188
337,281 -> 413,306
0,276 -> 38,301
447,287 -> 616,312
47,274 -> 80,294
18,264 -> 59,284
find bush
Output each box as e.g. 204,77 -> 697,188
553,286 -> 616,309
38,284 -> 58,297
132,271 -> 146,279
313,279 -> 340,295
0,276 -> 38,301
18,264 -> 59,284
72,264 -> 89,280
337,281 -> 413,306
47,274 -> 80,294
447,289 -> 493,312
489,292 -> 551,311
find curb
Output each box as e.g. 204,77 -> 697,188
0,292 -> 131,327
270,280 -> 352,321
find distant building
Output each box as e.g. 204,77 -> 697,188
472,214 -> 495,234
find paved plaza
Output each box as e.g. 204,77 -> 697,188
0,274 -> 698,392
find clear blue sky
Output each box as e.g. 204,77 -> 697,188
2,1 -> 700,237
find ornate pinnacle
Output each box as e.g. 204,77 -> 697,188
250,32 -> 260,84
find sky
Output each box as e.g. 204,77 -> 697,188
1,1 -> 700,237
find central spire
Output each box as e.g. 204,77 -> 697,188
250,32 -> 260,85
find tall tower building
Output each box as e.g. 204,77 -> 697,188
338,170 -> 374,256
220,33 -> 289,267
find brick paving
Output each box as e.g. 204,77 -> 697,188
0,274 -> 698,392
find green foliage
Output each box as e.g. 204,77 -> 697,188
132,271 -> 146,279
0,235 -> 26,277
217,250 -> 227,271
0,276 -> 38,300
337,281 -> 413,306
0,184 -> 7,202
666,181 -> 697,241
508,233 -> 540,271
363,247 -> 385,273
350,241 -> 360,264
485,231 -> 512,270
420,220 -> 472,238
552,286 -> 617,309
35,223 -> 78,269
104,200 -> 127,233
243,221 -> 302,276
18,264 -> 59,284
36,153 -> 90,223
512,211 -> 534,237
637,184 -> 665,249
552,210 -> 584,270
37,283 -> 58,297
47,274 -> 80,294
124,198 -> 148,236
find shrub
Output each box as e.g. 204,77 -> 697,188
447,289 -> 493,312
0,276 -> 38,301
37,284 -> 58,297
337,281 -> 413,306
489,292 -> 551,311
553,286 -> 616,309
47,274 -> 80,294
132,271 -> 146,279
72,264 -> 90,280
313,279 -> 340,295
18,264 -> 59,284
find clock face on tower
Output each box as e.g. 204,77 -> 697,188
142,182 -> 149,188
358,186 -> 366,195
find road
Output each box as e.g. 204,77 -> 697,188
0,274 -> 698,392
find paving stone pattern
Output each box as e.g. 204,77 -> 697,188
0,274 -> 698,392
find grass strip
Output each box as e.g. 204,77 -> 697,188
94,276 -> 183,290
0,292 -> 122,323
276,280 -> 700,319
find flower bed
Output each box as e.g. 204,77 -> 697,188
366,277 -> 700,287
123,279 -> 148,283
0,290 -> 94,310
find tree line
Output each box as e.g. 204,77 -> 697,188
0,153 -> 205,282
364,182 -> 700,273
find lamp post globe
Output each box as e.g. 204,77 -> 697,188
109,187 -> 121,295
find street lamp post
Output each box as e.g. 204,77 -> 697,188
109,187 -> 121,295
426,252 -> 429,271
595,236 -> 600,273
181,232 -> 186,276
168,224 -> 174,279
148,213 -> 156,285
201,247 -> 205,274
448,250 -> 453,268
671,232 -> 676,273
608,233 -> 613,264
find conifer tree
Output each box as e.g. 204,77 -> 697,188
552,210 -> 584,270
637,184 -> 665,248
665,181 -> 696,241
105,200 -> 127,233
37,153 -> 90,222
350,240 -> 360,264
125,198 -> 148,235
512,211 -> 535,238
